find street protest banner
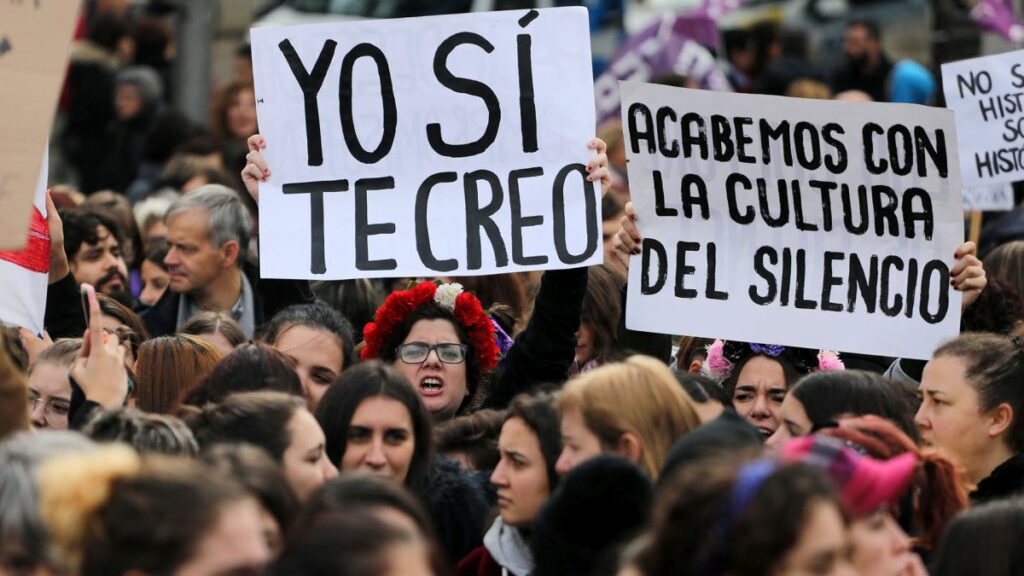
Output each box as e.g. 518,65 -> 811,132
621,81 -> 964,360
943,49 -> 1024,190
251,8 -> 600,280
0,154 -> 50,335
0,0 -> 79,249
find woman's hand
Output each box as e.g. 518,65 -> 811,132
241,134 -> 270,204
952,241 -> 986,312
18,329 -> 52,367
70,284 -> 128,409
610,201 -> 640,271
586,138 -> 612,197
46,191 -> 70,284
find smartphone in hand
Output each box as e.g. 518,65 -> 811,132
81,285 -> 91,328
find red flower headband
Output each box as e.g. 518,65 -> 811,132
361,281 -> 500,376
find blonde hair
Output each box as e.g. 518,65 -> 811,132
559,356 -> 701,480
38,446 -> 141,572
37,447 -> 250,576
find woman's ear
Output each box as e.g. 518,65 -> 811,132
616,432 -> 643,465
988,403 -> 1014,439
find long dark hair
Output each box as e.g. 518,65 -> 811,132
315,361 -> 434,492
790,370 -> 919,441
931,501 -> 1024,576
639,458 -> 841,576
182,343 -> 302,407
186,391 -> 306,462
259,302 -> 355,366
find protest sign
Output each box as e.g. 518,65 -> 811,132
943,49 -> 1024,189
251,8 -> 600,280
963,183 -> 1014,211
621,81 -> 964,360
0,0 -> 78,250
0,154 -> 50,334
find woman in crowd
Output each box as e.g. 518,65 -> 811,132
555,355 -> 701,480
260,302 -> 355,411
0,431 -> 96,575
930,500 -> 1024,576
38,447 -> 271,575
317,361 -> 490,564
765,370 -> 918,447
702,340 -> 845,440
182,343 -> 302,406
133,334 -> 221,414
82,408 -> 199,455
27,339 -> 81,430
782,435 -> 928,576
244,135 -> 612,421
983,239 -> 1024,295
635,458 -> 855,576
212,80 -> 258,167
818,415 -> 968,554
457,391 -> 562,576
573,265 -> 623,373
916,332 -> 1024,502
201,443 -> 300,556
273,511 -> 436,576
96,293 -> 150,364
294,474 -> 448,575
179,310 -> 248,356
138,240 -> 170,306
187,391 -> 338,502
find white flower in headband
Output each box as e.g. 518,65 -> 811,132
433,283 -> 464,311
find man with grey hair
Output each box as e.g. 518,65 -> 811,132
140,185 -> 312,337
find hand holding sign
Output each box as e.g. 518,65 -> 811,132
951,242 -> 986,311
243,134 -> 615,205
242,134 -> 269,203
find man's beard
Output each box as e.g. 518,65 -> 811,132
98,269 -> 134,307
848,52 -> 869,72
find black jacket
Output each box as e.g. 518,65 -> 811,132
971,452 -> 1024,505
45,272 -> 87,340
139,260 -> 314,337
481,266 -> 588,410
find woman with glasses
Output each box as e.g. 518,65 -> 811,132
244,135 -> 613,422
27,339 -> 82,430
317,361 -> 491,565
360,273 -> 583,423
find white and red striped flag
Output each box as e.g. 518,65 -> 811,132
0,155 -> 50,334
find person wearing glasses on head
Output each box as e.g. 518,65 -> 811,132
27,339 -> 82,430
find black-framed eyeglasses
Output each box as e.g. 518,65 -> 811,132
396,342 -> 468,365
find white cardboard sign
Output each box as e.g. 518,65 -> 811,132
963,183 -> 1014,211
621,82 -> 964,360
251,8 -> 600,279
943,49 -> 1024,189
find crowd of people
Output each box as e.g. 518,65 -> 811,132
4,0 -> 1024,575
